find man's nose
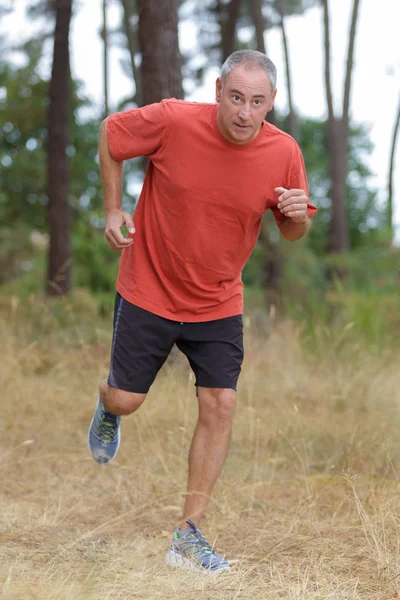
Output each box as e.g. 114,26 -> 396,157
238,104 -> 251,120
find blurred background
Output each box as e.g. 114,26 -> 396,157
1,0 -> 400,340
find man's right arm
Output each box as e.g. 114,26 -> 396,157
99,118 -> 135,250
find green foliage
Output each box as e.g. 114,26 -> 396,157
283,116 -> 384,255
244,242 -> 400,351
281,242 -> 400,349
0,224 -> 35,284
0,284 -> 112,346
0,35 -> 140,294
0,38 -> 104,231
72,218 -> 119,297
0,41 -> 48,229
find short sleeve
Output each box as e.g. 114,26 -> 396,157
107,102 -> 166,162
270,142 -> 317,224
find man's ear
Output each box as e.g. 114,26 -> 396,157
215,77 -> 222,103
268,88 -> 277,112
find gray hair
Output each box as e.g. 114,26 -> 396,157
221,50 -> 277,90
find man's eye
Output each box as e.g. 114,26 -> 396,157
233,95 -> 241,102
254,100 -> 261,105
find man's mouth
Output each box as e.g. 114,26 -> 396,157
234,123 -> 250,129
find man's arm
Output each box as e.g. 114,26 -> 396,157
99,118 -> 135,250
278,215 -> 311,241
99,118 -> 124,214
274,186 -> 312,241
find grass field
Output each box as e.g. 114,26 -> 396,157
1,296 -> 400,599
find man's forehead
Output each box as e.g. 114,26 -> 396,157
225,64 -> 272,92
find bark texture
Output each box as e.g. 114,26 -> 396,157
221,0 -> 242,62
121,0 -> 142,105
249,0 -> 277,126
137,0 -> 183,105
47,0 -> 72,295
322,0 -> 361,253
278,0 -> 299,141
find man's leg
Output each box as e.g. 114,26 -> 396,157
165,386 -> 234,572
175,315 -> 243,530
99,378 -> 146,415
88,380 -> 147,464
166,314 -> 242,572
181,386 -> 235,529
89,295 -> 178,464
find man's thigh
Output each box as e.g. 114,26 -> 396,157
176,315 -> 244,390
108,294 -> 179,394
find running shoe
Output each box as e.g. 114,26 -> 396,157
88,398 -> 121,464
165,520 -> 230,573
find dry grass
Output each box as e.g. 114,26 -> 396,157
1,298 -> 400,599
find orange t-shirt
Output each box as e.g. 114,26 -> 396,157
107,100 -> 317,322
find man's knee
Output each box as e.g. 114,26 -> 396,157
197,387 -> 236,425
100,380 -> 146,415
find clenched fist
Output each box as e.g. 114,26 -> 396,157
275,187 -> 309,223
105,209 -> 135,250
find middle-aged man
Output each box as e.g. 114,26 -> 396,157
88,49 -> 317,574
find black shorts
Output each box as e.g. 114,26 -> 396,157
107,293 -> 244,394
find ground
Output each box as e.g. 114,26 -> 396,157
1,300 -> 400,599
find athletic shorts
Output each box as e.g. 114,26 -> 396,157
107,293 -> 244,394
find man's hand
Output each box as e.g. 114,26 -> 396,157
274,187 -> 308,223
105,209 -> 135,250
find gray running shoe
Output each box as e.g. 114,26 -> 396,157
165,520 -> 230,573
88,398 -> 121,464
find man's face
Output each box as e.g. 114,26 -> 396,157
215,64 -> 277,145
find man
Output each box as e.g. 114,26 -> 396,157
88,49 -> 317,573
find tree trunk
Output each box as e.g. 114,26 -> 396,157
342,0 -> 361,143
137,0 -> 183,105
46,0 -> 72,296
335,0 -> 361,250
327,118 -> 349,252
388,93 -> 400,236
221,0 -> 242,62
249,0 -> 265,52
249,0 -> 277,126
102,0 -> 109,118
121,0 -> 142,106
322,0 -> 334,122
322,0 -> 350,253
278,0 -> 299,141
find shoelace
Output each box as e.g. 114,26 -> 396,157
97,411 -> 119,444
192,530 -> 215,557
178,528 -> 215,558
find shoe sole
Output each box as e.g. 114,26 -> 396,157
165,548 -> 230,574
88,416 -> 121,465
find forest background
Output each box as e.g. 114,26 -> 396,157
1,0 -> 400,337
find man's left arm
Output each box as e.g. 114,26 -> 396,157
274,186 -> 312,241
